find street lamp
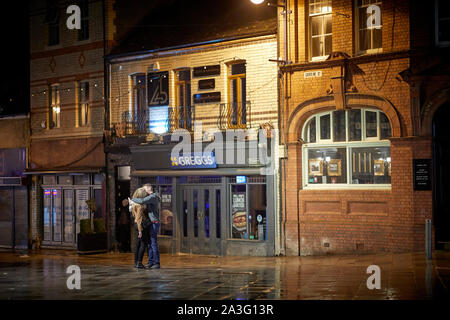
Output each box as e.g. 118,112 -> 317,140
249,0 -> 291,64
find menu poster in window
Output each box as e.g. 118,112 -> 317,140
232,192 -> 247,233
76,189 -> 89,220
160,193 -> 173,230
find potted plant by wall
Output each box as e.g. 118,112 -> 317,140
77,198 -> 107,254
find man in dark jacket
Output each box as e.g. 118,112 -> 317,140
131,184 -> 161,269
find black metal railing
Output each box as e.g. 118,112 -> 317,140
168,105 -> 195,133
219,101 -> 251,130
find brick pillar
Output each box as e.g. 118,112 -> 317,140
30,175 -> 43,245
390,138 -> 415,252
282,142 -> 302,256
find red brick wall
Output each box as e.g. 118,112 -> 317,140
279,0 -> 433,255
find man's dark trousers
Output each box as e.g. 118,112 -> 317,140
147,223 -> 160,265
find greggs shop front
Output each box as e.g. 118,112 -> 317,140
129,142 -> 277,256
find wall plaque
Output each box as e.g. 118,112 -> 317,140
193,65 -> 220,77
198,79 -> 215,90
413,159 -> 431,191
193,92 -> 221,104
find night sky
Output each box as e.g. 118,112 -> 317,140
0,1 -> 29,117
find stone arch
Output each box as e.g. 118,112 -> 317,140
420,87 -> 450,137
286,94 -> 402,142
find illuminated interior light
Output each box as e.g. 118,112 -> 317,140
250,0 -> 264,4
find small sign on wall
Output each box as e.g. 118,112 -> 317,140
413,159 -> 432,191
304,71 -> 322,78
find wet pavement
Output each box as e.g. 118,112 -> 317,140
0,249 -> 449,300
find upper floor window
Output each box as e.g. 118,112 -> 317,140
435,0 -> 450,46
309,0 -> 332,60
302,108 -> 391,187
174,69 -> 192,131
228,62 -> 247,129
78,81 -> 89,127
147,71 -> 169,134
45,0 -> 59,46
131,74 -> 147,134
356,0 -> 382,53
49,85 -> 60,128
78,0 -> 89,41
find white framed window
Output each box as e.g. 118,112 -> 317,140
49,84 -> 60,129
309,0 -> 332,61
78,81 -> 89,127
356,0 -> 382,54
435,0 -> 450,47
302,108 -> 392,188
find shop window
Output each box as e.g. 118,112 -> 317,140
436,0 -> 450,46
77,0 -> 89,41
74,174 -> 90,185
303,108 -> 391,187
356,0 -> 382,53
43,175 -> 57,185
78,81 -> 89,127
230,179 -> 267,240
309,0 -> 332,60
49,85 -> 60,129
138,177 -> 174,236
94,174 -> 104,185
58,175 -> 73,185
174,69 -> 192,131
228,62 -> 247,128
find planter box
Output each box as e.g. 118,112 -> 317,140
77,233 -> 108,254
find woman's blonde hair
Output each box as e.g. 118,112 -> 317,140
131,188 -> 147,225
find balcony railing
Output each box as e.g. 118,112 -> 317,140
219,101 -> 251,130
168,105 -> 195,133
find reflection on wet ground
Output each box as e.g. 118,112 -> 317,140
0,250 -> 449,300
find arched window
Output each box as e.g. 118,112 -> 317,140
302,108 -> 391,187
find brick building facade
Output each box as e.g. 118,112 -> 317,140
105,1 -> 281,256
276,0 -> 447,255
27,0 -> 116,248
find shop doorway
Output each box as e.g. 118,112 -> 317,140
432,102 -> 450,248
179,185 -> 222,255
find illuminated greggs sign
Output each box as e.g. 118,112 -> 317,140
170,152 -> 217,169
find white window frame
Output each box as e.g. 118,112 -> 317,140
355,0 -> 383,55
435,0 -> 450,47
302,108 -> 391,189
308,0 -> 332,61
